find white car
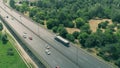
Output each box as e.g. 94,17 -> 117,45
23,32 -> 27,38
45,49 -> 51,55
45,45 -> 50,49
23,34 -> 27,38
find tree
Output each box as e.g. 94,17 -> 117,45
115,58 -> 120,67
59,28 -> 68,38
72,31 -> 79,39
63,20 -> 74,28
9,0 -> 15,8
80,23 -> 91,34
58,11 -> 67,23
112,13 -> 120,23
78,32 -> 89,46
52,26 -> 58,33
35,11 -> 45,20
75,17 -> 85,28
84,33 -> 105,47
2,34 -> 8,44
98,21 -> 109,29
66,34 -> 75,42
7,48 -> 14,56
46,19 -> 59,29
104,29 -> 118,44
29,8 -> 38,18
99,43 -> 119,60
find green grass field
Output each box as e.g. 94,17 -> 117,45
0,38 -> 27,68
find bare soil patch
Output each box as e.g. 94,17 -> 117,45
89,19 -> 112,32
66,28 -> 80,34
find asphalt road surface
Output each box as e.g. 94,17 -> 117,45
0,0 -> 116,68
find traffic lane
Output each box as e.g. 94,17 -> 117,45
20,26 -> 78,68
12,23 -> 78,68
0,8 -> 79,68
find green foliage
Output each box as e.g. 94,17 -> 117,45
66,34 -> 75,42
72,31 -> 79,39
98,43 -> 120,61
52,26 -> 58,33
57,25 -> 68,38
2,34 -> 8,44
46,19 -> 59,29
0,23 -> 3,31
29,8 -> 38,18
39,20 -> 44,25
115,58 -> 120,67
7,48 -> 14,56
35,11 -> 45,20
84,33 -> 98,47
75,18 -> 85,28
98,21 -> 109,29
112,13 -> 120,23
117,24 -> 120,29
9,0 -> 15,8
63,20 -> 74,28
59,28 -> 68,38
80,23 -> 91,34
78,32 -> 89,46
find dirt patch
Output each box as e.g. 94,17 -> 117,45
24,11 -> 29,17
66,28 -> 80,34
89,19 -> 112,32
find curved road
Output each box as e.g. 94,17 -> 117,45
0,0 -> 116,68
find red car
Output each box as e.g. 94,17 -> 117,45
56,66 -> 60,68
29,37 -> 32,40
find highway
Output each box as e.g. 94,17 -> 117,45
0,0 -> 115,68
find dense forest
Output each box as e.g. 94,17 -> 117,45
10,0 -> 120,67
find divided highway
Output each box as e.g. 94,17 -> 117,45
0,0 -> 115,68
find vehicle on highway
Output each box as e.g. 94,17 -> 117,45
23,34 -> 27,38
56,66 -> 60,68
29,37 -> 32,40
45,49 -> 51,55
6,16 -> 8,18
45,45 -> 50,49
23,32 -> 27,38
55,36 -> 70,47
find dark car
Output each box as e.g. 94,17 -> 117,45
6,16 -> 8,18
56,66 -> 60,68
29,37 -> 32,40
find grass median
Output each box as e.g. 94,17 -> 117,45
0,33 -> 27,68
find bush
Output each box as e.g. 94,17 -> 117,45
66,34 -> 75,42
52,26 -> 58,33
72,31 -> 79,39
2,34 -> 8,44
7,48 -> 14,56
